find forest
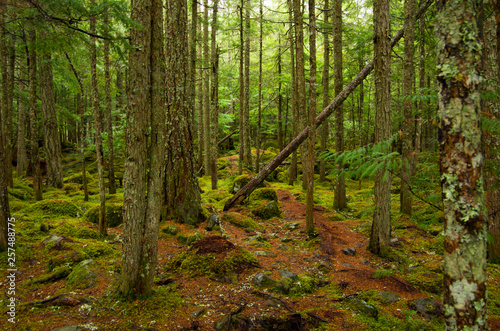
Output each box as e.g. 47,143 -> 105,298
0,0 -> 498,329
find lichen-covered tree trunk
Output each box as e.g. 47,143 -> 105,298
104,12 -> 116,195
333,0 -> 346,210
203,0 -> 210,177
165,0 -> 203,225
277,33 -> 283,152
435,0 -> 488,328
294,0 -> 306,189
243,0 -> 252,169
90,3 -> 106,237
1,13 -> 12,188
319,0 -> 330,183
210,0 -> 220,189
238,0 -> 245,175
40,50 -> 63,189
369,0 -> 391,256
306,0 -> 317,237
400,0 -> 415,216
288,0 -> 298,185
256,0 -> 263,173
28,30 -> 42,201
16,68 -> 28,176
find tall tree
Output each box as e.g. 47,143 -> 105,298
203,0 -> 210,176
333,0 -> 346,209
191,0 -> 201,171
416,0 -> 425,153
16,69 -> 28,176
400,0 -> 416,215
436,0 -> 487,328
1,10 -> 12,187
306,0 -> 317,237
288,0 -> 298,185
243,0 -> 252,168
294,0 -> 306,188
28,30 -> 42,201
39,33 -> 64,189
90,1 -> 106,237
238,0 -> 245,175
277,33 -> 283,152
104,11 -> 116,195
369,0 -> 391,256
165,0 -> 204,225
319,0 -> 330,182
255,0 -> 263,172
121,0 -> 167,297
210,0 -> 220,189
0,4 -> 9,250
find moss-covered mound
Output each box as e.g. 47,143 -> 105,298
221,212 -> 257,229
63,171 -> 94,184
406,272 -> 443,294
229,175 -> 265,194
58,222 -> 100,239
31,199 -> 82,217
167,236 -> 258,278
8,183 -> 33,201
84,203 -> 123,227
176,231 -> 205,246
66,259 -> 99,289
249,188 -> 278,203
252,201 -> 281,220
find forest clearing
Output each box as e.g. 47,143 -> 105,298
0,0 -> 499,330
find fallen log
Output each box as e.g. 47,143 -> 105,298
218,129 -> 238,146
224,0 -> 433,211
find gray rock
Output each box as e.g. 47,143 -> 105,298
277,244 -> 289,251
280,237 -> 292,242
254,250 -> 276,257
408,298 -> 443,319
42,234 -> 63,246
360,259 -> 371,265
353,299 -> 378,320
66,259 -> 98,289
206,214 -> 220,231
267,233 -> 279,239
279,270 -> 298,280
247,242 -> 266,247
342,263 -> 355,268
214,315 -> 231,331
192,309 -> 205,318
253,273 -> 277,287
376,291 -> 400,304
340,247 -> 356,256
51,326 -> 84,331
284,223 -> 300,231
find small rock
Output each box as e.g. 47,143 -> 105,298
342,263 -> 355,268
360,259 -> 371,265
340,247 -> 356,256
51,326 -> 84,331
192,309 -> 205,318
283,223 -> 300,231
42,234 -> 63,246
276,244 -> 289,251
316,261 -> 331,273
353,299 -> 378,320
253,273 -> 277,287
279,270 -> 298,280
206,214 -> 220,231
280,237 -> 292,243
66,260 -> 98,289
408,298 -> 443,319
247,242 -> 265,247
267,233 -> 279,239
254,250 -> 276,257
214,315 -> 231,331
376,291 -> 400,304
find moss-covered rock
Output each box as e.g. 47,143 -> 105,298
81,240 -> 114,258
252,201 -> 281,220
58,223 -> 100,239
248,188 -> 278,203
406,271 -> 443,294
229,175 -> 265,194
48,251 -> 85,271
31,199 -> 82,217
33,265 -> 71,284
162,224 -> 180,236
221,212 -> 257,228
273,274 -> 318,296
176,231 -> 205,246
66,259 -> 98,289
8,184 -> 33,200
63,171 -> 94,184
84,203 -> 123,227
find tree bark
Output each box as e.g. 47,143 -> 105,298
319,0 -> 329,183
256,0 -> 263,173
210,0 -> 220,189
17,69 -> 28,176
288,0 -> 298,185
436,0 -> 487,328
203,0 -> 210,176
243,0 -> 251,168
90,2 -> 106,237
333,0 -> 346,210
278,34 -> 283,152
400,0 -> 415,216
417,1 -> 425,153
165,0 -> 204,225
238,0 -> 245,175
104,12 -> 116,195
1,12 -> 13,188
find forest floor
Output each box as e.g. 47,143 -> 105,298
2,151 -> 500,330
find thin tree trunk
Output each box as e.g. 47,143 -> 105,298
244,0 -> 251,168
210,0 -> 220,189
256,0 -> 263,173
417,2 -> 424,153
90,2 -> 106,236
28,30 -> 42,201
306,0 -> 317,237
17,69 -> 28,176
104,12 -> 116,194
288,0 -> 298,185
400,0 -> 415,216
319,0 -> 330,182
203,0 -> 210,176
436,0 -> 487,327
0,5 -> 9,250
333,0 -> 346,209
191,0 -> 201,172
238,0 -> 244,175
294,0 -> 306,189
1,13 -> 12,188
277,34 -> 283,152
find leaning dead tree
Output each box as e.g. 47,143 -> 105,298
224,0 -> 433,211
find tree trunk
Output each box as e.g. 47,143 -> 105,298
90,2 -> 106,237
224,0 -> 432,211
203,0 -> 210,177
288,0 -> 298,185
256,0 -> 263,173
1,13 -> 13,188
417,1 -> 425,153
28,30 -> 42,201
436,0 -> 487,328
333,0 -> 346,209
0,6 -> 9,250
104,12 -> 116,195
244,0 -> 252,169
238,0 -> 244,175
191,0 -> 200,172
277,33 -> 283,152
319,0 -> 330,183
17,69 -> 28,176
306,0 -> 317,237
400,0 -> 415,216
210,0 -> 219,189
165,0 -> 204,225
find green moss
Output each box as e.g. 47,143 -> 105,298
273,274 -> 318,297
48,251 -> 85,271
252,200 -> 281,220
162,224 -> 180,236
222,212 -> 257,228
405,272 -> 443,294
425,234 -> 445,255
57,223 -> 99,239
66,260 -> 98,289
84,203 -> 123,227
81,240 -> 115,258
63,171 -> 95,184
167,247 -> 257,278
8,184 -> 33,200
30,199 -> 82,217
248,188 -> 278,203
176,231 -> 205,246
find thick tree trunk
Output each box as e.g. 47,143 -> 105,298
104,12 -> 116,195
165,0 -> 203,225
417,2 -> 425,153
28,30 -> 42,201
17,69 -> 28,176
90,3 -> 106,237
210,0 -> 219,189
191,0 -> 200,171
306,0 -> 317,237
0,7 -> 9,249
224,0 -> 433,211
400,0 -> 415,216
320,0 -> 330,183
333,0 -> 346,209
436,0 -> 487,328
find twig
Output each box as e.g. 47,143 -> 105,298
306,312 -> 328,323
251,290 -> 294,312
